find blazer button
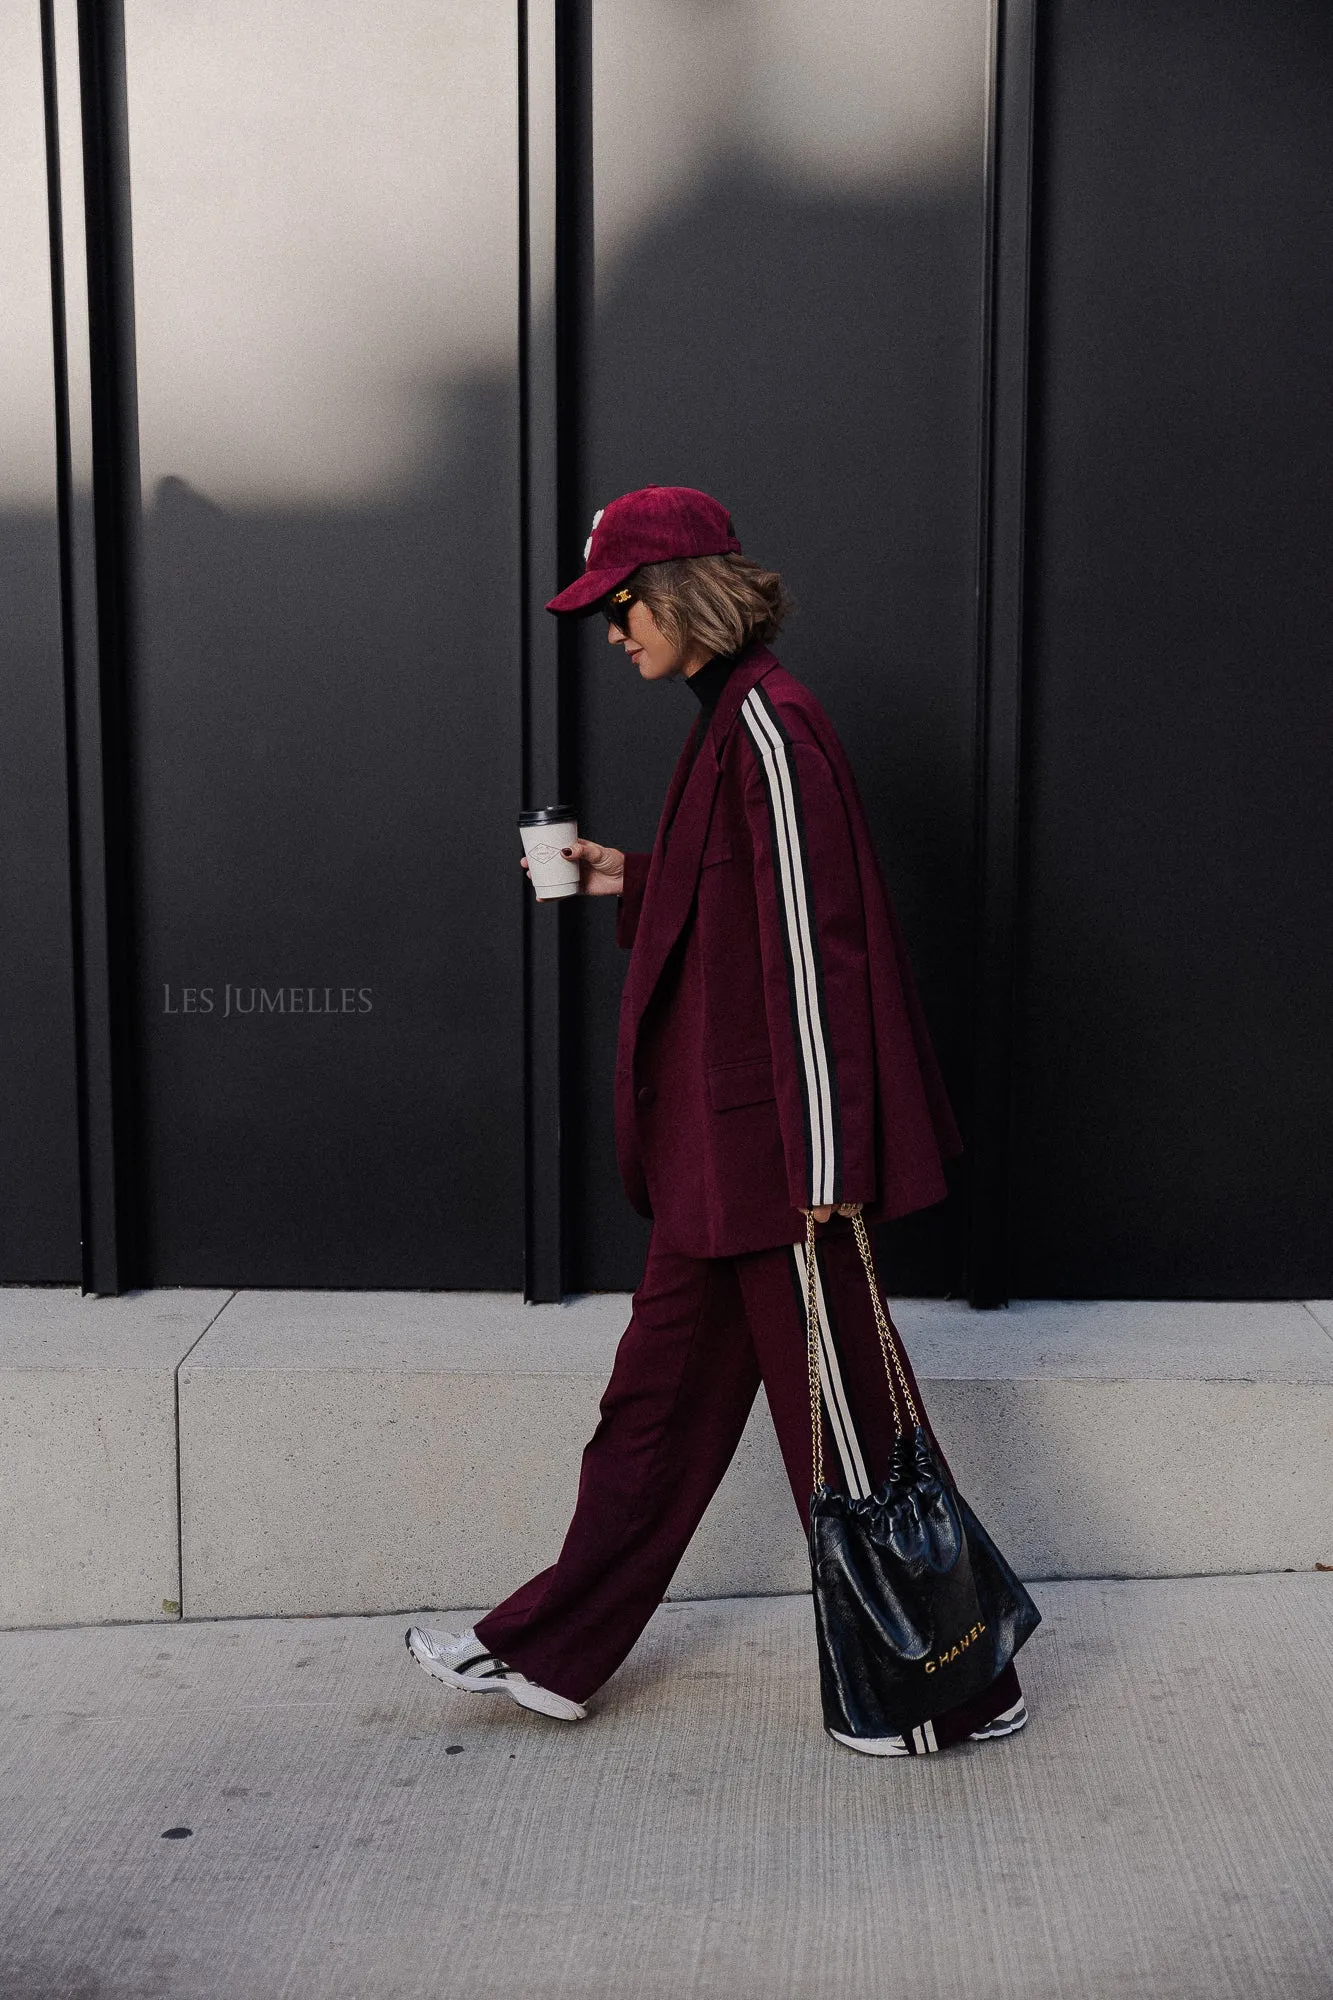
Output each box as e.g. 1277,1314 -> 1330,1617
636,1084 -> 656,1107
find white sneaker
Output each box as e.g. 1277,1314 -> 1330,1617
404,1625 -> 587,1723
829,1726 -> 913,1757
967,1697 -> 1029,1741
830,1698 -> 1029,1757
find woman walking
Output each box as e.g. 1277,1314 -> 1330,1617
408,486 -> 1027,1756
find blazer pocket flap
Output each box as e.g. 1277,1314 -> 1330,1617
708,1057 -> 776,1111
701,839 -> 733,867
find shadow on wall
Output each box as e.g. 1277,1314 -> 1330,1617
127,371 -> 523,1287
571,160 -> 987,1295
0,511 -> 81,1280
4,166 -> 984,1292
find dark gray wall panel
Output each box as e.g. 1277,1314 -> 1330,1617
0,517 -> 81,1282
573,2 -> 993,1293
1014,1 -> 1333,1296
131,465 -> 522,1287
123,7 -> 523,1286
0,6 -> 80,1281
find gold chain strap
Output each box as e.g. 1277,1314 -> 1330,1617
805,1210 -> 825,1494
803,1209 -> 922,1495
851,1212 -> 922,1430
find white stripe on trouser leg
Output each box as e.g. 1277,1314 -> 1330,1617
793,1243 -> 871,1501
741,692 -> 837,1205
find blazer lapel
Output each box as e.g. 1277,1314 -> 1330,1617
655,712 -> 702,850
625,647 -> 778,1039
625,735 -> 721,1030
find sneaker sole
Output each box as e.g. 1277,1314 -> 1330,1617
828,1729 -> 910,1757
969,1703 -> 1029,1742
502,1679 -> 587,1723
830,1700 -> 1030,1758
404,1627 -> 586,1723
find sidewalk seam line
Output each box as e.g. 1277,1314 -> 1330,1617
174,1294 -> 238,1622
1298,1301 -> 1333,1349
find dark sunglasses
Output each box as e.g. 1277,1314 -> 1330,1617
602,585 -> 637,628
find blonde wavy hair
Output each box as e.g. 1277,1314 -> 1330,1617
624,552 -> 793,656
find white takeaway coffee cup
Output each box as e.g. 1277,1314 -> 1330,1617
518,805 -> 580,900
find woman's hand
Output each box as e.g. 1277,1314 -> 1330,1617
805,1202 -> 864,1225
520,836 -> 625,896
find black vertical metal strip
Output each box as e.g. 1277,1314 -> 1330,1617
967,0 -> 1037,1309
519,0 -> 593,1301
519,0 -> 559,1303
69,0 -> 143,1293
40,0 -> 96,1289
552,0 -> 593,1300
553,0 -> 593,631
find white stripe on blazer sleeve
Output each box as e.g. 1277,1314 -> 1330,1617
741,684 -> 847,1208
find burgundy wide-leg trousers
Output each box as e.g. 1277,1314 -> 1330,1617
476,1215 -> 1021,1741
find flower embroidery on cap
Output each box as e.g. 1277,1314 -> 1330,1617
584,508 -> 605,561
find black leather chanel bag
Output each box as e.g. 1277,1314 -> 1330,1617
804,1213 -> 1041,1741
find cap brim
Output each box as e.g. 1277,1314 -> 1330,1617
545,564 -> 637,615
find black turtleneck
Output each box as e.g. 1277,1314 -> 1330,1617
663,653 -> 738,854
683,650 -> 738,717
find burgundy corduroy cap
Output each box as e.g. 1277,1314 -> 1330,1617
546,485 -> 742,614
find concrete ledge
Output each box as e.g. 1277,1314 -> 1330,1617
177,1292 -> 791,1619
176,1292 -> 1333,1620
0,1288 -> 230,1627
4,1287 -> 1328,1628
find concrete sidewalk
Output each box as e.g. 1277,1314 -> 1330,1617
2,1577 -> 1331,2000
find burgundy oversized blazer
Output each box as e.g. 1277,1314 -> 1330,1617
613,643 -> 963,1258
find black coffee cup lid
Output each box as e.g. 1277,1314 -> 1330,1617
518,804 -> 577,826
